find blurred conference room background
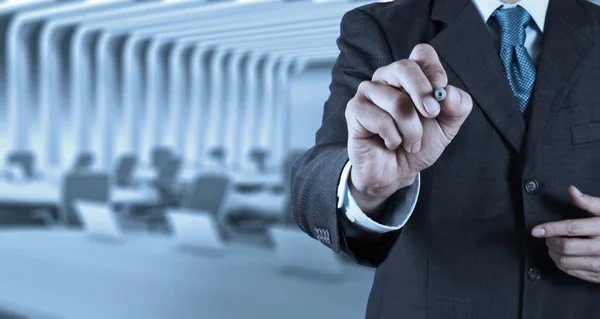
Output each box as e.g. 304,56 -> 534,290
0,0 -> 380,318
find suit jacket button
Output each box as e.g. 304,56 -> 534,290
527,267 -> 542,281
524,179 -> 539,194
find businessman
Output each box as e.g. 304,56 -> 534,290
291,0 -> 600,318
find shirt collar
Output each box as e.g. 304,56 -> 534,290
472,0 -> 549,32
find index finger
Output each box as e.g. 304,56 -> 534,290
532,217 -> 600,238
408,43 -> 448,89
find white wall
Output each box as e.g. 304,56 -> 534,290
288,63 -> 334,150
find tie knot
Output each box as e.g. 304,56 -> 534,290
493,5 -> 532,46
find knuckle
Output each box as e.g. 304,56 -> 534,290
421,64 -> 443,77
381,118 -> 397,134
586,241 -> 596,254
345,98 -> 357,118
387,138 -> 401,149
374,65 -> 386,76
395,59 -> 417,72
558,256 -> 571,268
412,43 -> 434,56
344,108 -> 351,123
413,77 -> 431,90
592,259 -> 600,272
562,240 -> 575,254
584,194 -> 594,207
462,92 -> 474,109
590,197 -> 600,209
551,237 -> 563,249
592,242 -> 600,255
403,120 -> 424,141
357,80 -> 373,93
376,111 -> 393,126
567,221 -> 582,236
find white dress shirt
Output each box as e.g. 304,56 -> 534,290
337,0 -> 549,233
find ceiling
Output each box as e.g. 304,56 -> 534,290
3,0 -> 384,62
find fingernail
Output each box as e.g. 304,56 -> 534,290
431,73 -> 446,87
410,141 -> 422,153
573,187 -> 583,197
423,96 -> 440,117
532,228 -> 545,237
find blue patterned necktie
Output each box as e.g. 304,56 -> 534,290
492,6 -> 537,115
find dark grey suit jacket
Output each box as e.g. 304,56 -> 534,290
291,0 -> 600,318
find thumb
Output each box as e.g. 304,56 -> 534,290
569,185 -> 600,216
435,85 -> 473,141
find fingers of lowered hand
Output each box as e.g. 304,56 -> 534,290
548,249 -> 600,273
546,236 -> 600,256
548,249 -> 600,283
532,217 -> 600,238
346,94 -> 403,150
359,81 -> 423,153
569,185 -> 600,215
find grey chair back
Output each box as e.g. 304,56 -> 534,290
184,174 -> 231,216
6,151 -> 35,179
74,152 -> 94,170
153,157 -> 182,206
61,172 -> 110,226
208,146 -> 226,164
151,147 -> 171,170
249,148 -> 269,173
115,154 -> 137,187
156,156 -> 182,185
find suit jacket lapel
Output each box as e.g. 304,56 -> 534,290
524,0 -> 593,158
430,0 -> 526,155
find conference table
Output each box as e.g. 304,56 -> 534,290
135,167 -> 284,189
0,181 -> 160,207
0,229 -> 373,319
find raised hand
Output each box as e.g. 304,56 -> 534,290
345,44 -> 473,214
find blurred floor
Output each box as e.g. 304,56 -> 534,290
0,229 -> 373,319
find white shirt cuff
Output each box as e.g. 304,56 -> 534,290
337,161 -> 420,233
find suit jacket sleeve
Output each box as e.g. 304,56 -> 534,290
290,8 -> 406,268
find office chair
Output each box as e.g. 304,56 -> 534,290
154,156 -> 183,206
169,173 -> 232,239
163,174 -> 232,251
184,174 -> 231,214
207,146 -> 227,169
135,157 -> 183,232
114,154 -> 137,187
73,152 -> 94,171
151,147 -> 172,171
6,151 -> 37,180
61,172 -> 110,227
249,148 -> 269,173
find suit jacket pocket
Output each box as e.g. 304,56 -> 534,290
571,121 -> 600,145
